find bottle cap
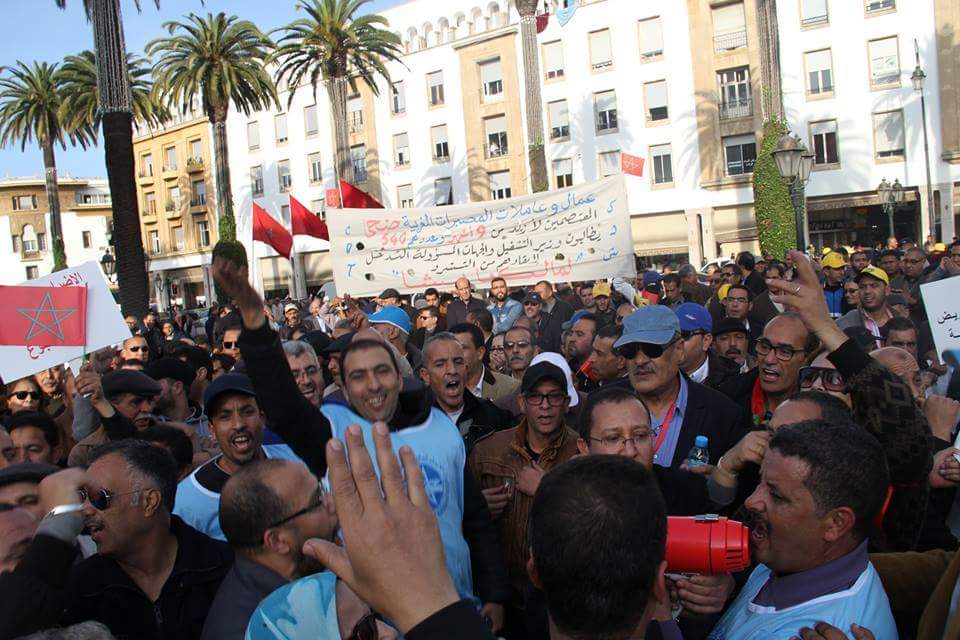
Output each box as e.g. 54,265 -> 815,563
694,435 -> 708,448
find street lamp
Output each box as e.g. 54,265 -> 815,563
772,133 -> 815,251
99,251 -> 115,281
878,178 -> 904,240
912,60 -> 937,242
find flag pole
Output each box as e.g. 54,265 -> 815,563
251,207 -> 261,297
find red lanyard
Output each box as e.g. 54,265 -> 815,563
653,402 -> 678,453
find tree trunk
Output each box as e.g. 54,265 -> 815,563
518,9 -> 547,193
41,138 -> 67,270
211,112 -> 236,241
327,76 -> 354,185
103,111 -> 150,316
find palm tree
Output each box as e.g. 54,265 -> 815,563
55,0 -> 159,317
272,0 -> 403,185
147,12 -> 278,242
516,0 -> 547,193
0,61 -> 93,271
58,50 -> 169,135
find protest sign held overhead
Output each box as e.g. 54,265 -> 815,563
328,175 -> 636,297
0,285 -> 87,347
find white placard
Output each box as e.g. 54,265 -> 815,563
328,176 -> 636,297
921,276 -> 960,362
0,261 -> 129,382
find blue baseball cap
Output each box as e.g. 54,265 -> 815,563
642,271 -> 663,287
615,305 -> 680,349
675,303 -> 712,333
368,305 -> 411,335
562,309 -> 592,331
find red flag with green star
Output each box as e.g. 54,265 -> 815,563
0,286 -> 87,347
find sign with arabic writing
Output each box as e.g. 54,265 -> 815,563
328,175 -> 636,297
0,261 -> 129,383
921,277 -> 960,362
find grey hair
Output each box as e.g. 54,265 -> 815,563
20,622 -> 117,640
282,340 -> 318,362
422,332 -> 463,359
678,264 -> 697,278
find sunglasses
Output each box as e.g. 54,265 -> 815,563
347,611 -> 382,640
80,487 -> 143,511
799,366 -> 846,392
617,336 -> 679,360
127,345 -> 147,352
222,341 -> 238,349
11,391 -> 41,401
523,301 -> 540,307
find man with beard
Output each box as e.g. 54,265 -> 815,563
201,459 -> 338,639
838,266 -> 894,347
282,340 -> 324,408
487,277 -> 522,334
849,249 -> 870,276
588,324 -> 631,393
146,358 -> 206,436
174,373 -> 302,541
577,283 -> 597,313
711,318 -> 755,373
708,421 -> 896,639
592,282 -> 616,327
564,312 -> 598,392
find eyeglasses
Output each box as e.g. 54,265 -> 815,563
11,391 -> 41,401
680,330 -> 706,340
617,336 -> 679,360
264,485 -> 326,530
755,338 -> 806,362
504,340 -> 531,350
590,432 -> 653,450
799,366 -> 846,392
347,611 -> 381,640
524,392 -> 567,407
80,487 -> 144,511
292,366 -> 320,380
523,302 -> 540,307
222,341 -> 238,349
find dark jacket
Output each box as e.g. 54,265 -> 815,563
749,291 -> 780,327
0,533 -> 79,640
534,311 -> 564,354
544,298 -> 574,325
665,377 -> 744,469
714,368 -> 764,433
449,390 -> 515,455
683,280 -> 713,306
654,465 -> 715,516
702,351 -> 743,390
64,517 -> 233,640
743,270 -> 767,296
446,297 -> 487,328
201,554 -> 287,640
406,600 -> 495,640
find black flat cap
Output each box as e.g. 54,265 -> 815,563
203,372 -> 257,415
711,318 -> 749,338
322,332 -> 355,354
102,370 -> 162,398
146,358 -> 197,388
0,462 -> 60,488
300,330 -> 332,355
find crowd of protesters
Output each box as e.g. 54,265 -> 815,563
3,238 -> 960,639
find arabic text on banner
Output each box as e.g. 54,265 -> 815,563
921,277 -> 960,362
328,175 -> 636,297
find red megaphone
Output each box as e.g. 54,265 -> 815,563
666,515 -> 750,575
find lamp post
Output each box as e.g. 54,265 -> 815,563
911,60 -> 936,242
772,133 -> 815,251
99,251 -> 116,283
877,178 -> 904,240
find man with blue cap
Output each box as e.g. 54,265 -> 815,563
369,305 -> 422,373
675,303 -> 741,389
616,306 -> 743,470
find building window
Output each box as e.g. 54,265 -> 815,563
189,138 -> 202,163
804,49 -> 834,95
549,100 -> 570,140
391,81 -> 406,115
594,90 -> 618,133
723,134 -> 757,175
427,71 -> 445,106
163,145 -> 177,171
543,41 -> 564,79
310,200 -> 325,219
166,186 -> 181,211
25,266 -> 38,281
434,177 -> 453,206
191,179 -> 206,206
352,145 -> 368,182
484,115 -> 508,158
480,58 -> 504,101
866,0 -> 894,13
398,184 -> 414,208
718,67 -> 752,119
348,95 -> 364,133
274,113 -> 288,144
140,153 -> 153,177
712,2 -> 747,52
149,230 -> 160,255
251,165 -> 264,196
490,170 -> 512,200
644,80 -> 669,122
304,104 -> 319,137
173,226 -> 185,252
873,109 -> 905,159
553,158 -> 573,189
308,152 -> 322,184
638,17 -> 664,60
278,159 -> 292,192
197,220 -> 210,248
37,233 -> 46,252
801,0 -> 829,26
599,151 -> 620,178
145,192 -> 156,215
280,204 -> 290,226
810,120 -> 840,165
431,125 -> 450,162
394,132 -> 410,167
651,144 -> 673,184
21,225 -> 37,253
247,121 -> 260,150
11,195 -> 37,210
869,36 -> 900,88
588,29 -> 613,71
11,235 -> 20,253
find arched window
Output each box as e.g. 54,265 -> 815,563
21,224 -> 37,252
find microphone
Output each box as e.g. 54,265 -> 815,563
666,515 -> 750,575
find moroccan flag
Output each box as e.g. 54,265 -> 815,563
621,152 -> 645,177
252,202 -> 292,259
0,285 -> 87,347
536,12 -> 549,33
290,195 -> 329,240
340,180 -> 384,209
325,188 -> 341,208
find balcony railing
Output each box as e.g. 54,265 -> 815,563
714,29 -> 747,52
185,157 -> 204,171
349,114 -> 364,134
719,96 -> 753,120
138,168 -> 154,178
164,201 -> 179,212
190,194 -> 206,207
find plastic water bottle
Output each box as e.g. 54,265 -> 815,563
686,435 -> 710,467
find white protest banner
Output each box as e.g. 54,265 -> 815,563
0,261 -> 129,382
328,176 -> 636,296
921,276 -> 960,362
